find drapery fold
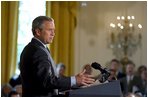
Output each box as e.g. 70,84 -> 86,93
46,1 -> 78,76
1,1 -> 19,84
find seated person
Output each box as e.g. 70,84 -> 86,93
14,85 -> 22,97
9,75 -> 21,88
56,63 -> 66,78
1,84 -> 12,97
8,90 -> 20,97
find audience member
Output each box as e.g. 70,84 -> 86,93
109,59 -> 125,80
120,61 -> 141,96
126,92 -> 142,97
137,65 -> 147,76
56,63 -> 66,78
9,62 -> 22,88
108,69 -> 117,82
135,65 -> 147,96
1,83 -> 12,97
14,85 -> 22,97
9,75 -> 21,88
8,90 -> 20,97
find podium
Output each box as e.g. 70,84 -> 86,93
68,80 -> 122,97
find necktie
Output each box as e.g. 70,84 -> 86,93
128,76 -> 133,92
128,76 -> 132,84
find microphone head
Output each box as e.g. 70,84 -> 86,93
91,62 -> 108,74
91,62 -> 101,70
91,62 -> 111,83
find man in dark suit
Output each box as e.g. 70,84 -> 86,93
20,16 -> 95,97
109,59 -> 125,80
120,61 -> 141,96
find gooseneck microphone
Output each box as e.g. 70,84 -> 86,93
91,62 -> 110,83
91,62 -> 108,74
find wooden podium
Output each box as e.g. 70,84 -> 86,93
66,80 -> 122,97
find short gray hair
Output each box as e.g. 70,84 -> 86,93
32,16 -> 54,35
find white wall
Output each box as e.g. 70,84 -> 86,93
74,1 -> 147,75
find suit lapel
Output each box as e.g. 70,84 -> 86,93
31,38 -> 58,76
39,46 -> 58,77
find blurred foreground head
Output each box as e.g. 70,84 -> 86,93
83,64 -> 92,75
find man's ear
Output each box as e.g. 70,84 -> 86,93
35,28 -> 41,36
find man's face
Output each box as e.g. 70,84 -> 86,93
126,64 -> 134,76
110,62 -> 119,72
37,21 -> 55,44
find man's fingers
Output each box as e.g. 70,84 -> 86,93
81,82 -> 90,86
86,78 -> 95,82
82,77 -> 95,84
77,69 -> 96,86
85,79 -> 95,84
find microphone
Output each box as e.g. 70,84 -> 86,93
91,62 -> 108,74
91,62 -> 110,83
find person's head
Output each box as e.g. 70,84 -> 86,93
83,64 -> 92,75
59,65 -> 65,76
8,90 -> 20,97
137,65 -> 146,75
1,84 -> 12,97
32,16 -> 55,44
126,92 -> 142,97
109,69 -> 116,76
138,66 -> 147,81
108,69 -> 117,81
126,61 -> 135,76
14,85 -> 22,97
141,69 -> 147,81
56,63 -> 66,77
110,59 -> 120,72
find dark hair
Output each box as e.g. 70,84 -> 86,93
138,65 -> 147,74
57,63 -> 65,69
111,59 -> 120,64
32,16 -> 54,35
83,64 -> 91,69
126,61 -> 135,67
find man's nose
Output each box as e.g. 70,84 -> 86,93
51,30 -> 55,36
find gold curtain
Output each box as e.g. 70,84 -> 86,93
46,1 -> 78,76
1,1 -> 19,84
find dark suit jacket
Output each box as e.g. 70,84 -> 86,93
20,38 -> 71,97
117,72 -> 126,80
120,75 -> 141,96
